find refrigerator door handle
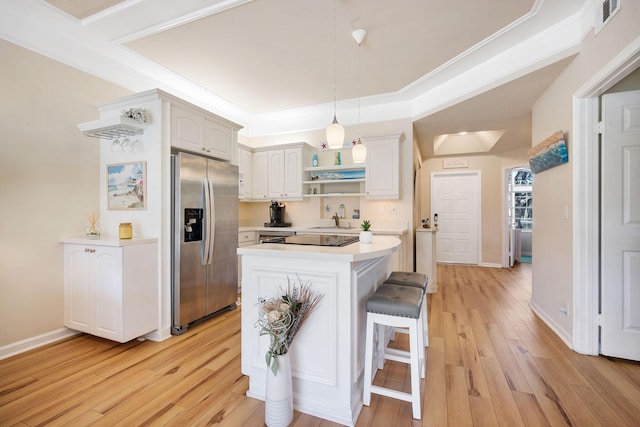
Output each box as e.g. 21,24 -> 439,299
207,176 -> 215,265
203,177 -> 212,265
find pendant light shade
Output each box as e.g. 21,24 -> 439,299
352,138 -> 367,163
327,115 -> 345,149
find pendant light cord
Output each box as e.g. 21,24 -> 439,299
333,0 -> 337,119
357,37 -> 361,141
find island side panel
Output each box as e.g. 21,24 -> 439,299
240,252 -> 390,426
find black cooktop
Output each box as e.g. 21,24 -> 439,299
264,222 -> 292,227
282,234 -> 359,247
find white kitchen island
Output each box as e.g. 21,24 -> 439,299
238,236 -> 401,426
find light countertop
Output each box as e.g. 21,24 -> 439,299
238,225 -> 407,235
237,235 -> 400,262
60,236 -> 159,247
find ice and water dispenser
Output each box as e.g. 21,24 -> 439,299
184,208 -> 203,242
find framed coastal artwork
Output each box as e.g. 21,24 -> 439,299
107,161 -> 146,210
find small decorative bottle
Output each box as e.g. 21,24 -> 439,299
335,152 -> 341,166
312,151 -> 318,167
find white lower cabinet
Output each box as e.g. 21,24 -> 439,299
63,239 -> 159,343
237,230 -> 257,295
416,229 -> 437,293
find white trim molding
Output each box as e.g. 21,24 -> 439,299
572,35 -> 640,355
0,328 -> 80,360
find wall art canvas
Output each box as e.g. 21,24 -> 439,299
107,161 -> 146,210
528,131 -> 568,174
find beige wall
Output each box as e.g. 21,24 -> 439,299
530,3 -> 640,342
0,39 -> 130,348
419,148 -> 529,265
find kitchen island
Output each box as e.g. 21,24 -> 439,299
238,236 -> 401,426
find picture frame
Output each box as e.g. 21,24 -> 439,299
107,161 -> 146,210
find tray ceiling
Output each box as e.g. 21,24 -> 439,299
6,0 -> 589,157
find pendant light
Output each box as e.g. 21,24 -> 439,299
352,28 -> 367,163
326,0 -> 344,149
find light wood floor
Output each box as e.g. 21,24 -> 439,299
2,263 -> 640,426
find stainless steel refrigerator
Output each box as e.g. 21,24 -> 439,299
171,151 -> 238,335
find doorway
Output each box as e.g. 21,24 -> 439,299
573,42 -> 640,356
599,89 -> 640,361
431,171 -> 481,264
505,167 -> 533,267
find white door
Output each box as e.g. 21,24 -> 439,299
601,90 -> 640,361
432,171 -> 480,264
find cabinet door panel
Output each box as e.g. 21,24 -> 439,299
204,119 -> 232,160
252,151 -> 269,199
239,148 -> 253,199
171,106 -> 203,152
64,246 -> 92,332
268,150 -> 285,198
94,248 -> 123,341
284,148 -> 302,198
366,137 -> 399,199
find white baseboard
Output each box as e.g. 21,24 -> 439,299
0,328 -> 80,360
480,262 -> 503,268
144,327 -> 172,342
529,300 -> 573,349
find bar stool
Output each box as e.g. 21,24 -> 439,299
363,283 -> 425,419
383,271 -> 429,347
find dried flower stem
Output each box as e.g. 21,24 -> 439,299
255,276 -> 323,375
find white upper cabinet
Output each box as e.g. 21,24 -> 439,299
204,118 -> 234,160
252,151 -> 269,200
284,148 -> 304,198
268,149 -> 285,199
365,134 -> 401,199
171,105 -> 202,152
243,143 -> 312,201
170,104 -> 238,162
238,146 -> 253,200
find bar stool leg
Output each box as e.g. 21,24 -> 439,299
417,307 -> 426,378
422,296 -> 429,347
363,313 -> 375,406
409,321 -> 421,419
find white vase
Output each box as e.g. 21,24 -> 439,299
360,231 -> 373,243
265,352 -> 293,427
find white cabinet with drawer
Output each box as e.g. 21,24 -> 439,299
62,238 -> 159,343
237,230 -> 258,293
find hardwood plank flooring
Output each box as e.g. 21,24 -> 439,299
2,263 -> 640,426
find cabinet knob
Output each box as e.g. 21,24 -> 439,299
84,248 -> 95,253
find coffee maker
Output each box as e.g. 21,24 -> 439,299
265,200 -> 291,227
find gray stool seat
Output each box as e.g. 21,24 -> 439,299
366,283 -> 423,319
383,271 -> 428,291
382,272 -> 430,348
